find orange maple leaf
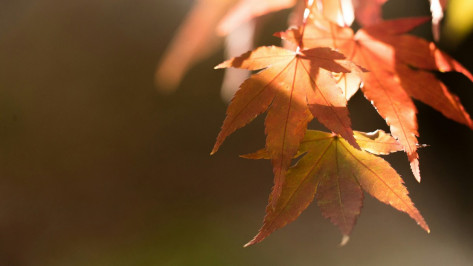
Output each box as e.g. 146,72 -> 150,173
277,14 -> 473,182
212,45 -> 363,207
242,130 -> 429,246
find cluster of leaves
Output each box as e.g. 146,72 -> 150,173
160,0 -> 473,246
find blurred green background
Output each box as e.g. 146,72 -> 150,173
0,0 -> 472,265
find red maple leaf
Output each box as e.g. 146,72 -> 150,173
277,13 -> 473,182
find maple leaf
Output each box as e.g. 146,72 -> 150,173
212,45 -> 363,207
242,130 -> 429,246
277,14 -> 473,182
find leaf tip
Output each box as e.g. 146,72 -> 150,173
243,238 -> 257,248
347,136 -> 361,150
210,146 -> 219,156
214,63 -> 225,69
353,142 -> 361,150
211,139 -> 224,156
215,60 -> 233,69
414,173 -> 421,183
410,158 -> 421,183
420,218 -> 430,233
421,222 -> 430,234
339,235 -> 350,247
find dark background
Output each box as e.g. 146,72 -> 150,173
0,0 -> 472,265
